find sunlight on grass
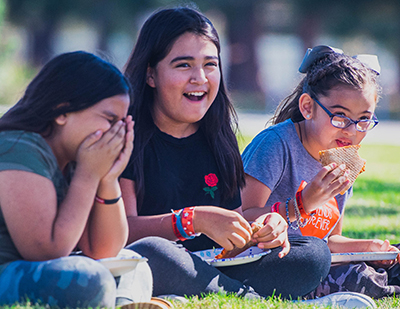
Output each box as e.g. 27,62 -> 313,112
358,144 -> 400,184
342,215 -> 400,242
169,293 -> 400,309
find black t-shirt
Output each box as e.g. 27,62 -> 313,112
121,127 -> 241,251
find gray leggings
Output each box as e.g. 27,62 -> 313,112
127,235 -> 331,299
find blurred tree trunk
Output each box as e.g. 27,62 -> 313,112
27,17 -> 57,66
224,1 -> 266,110
296,13 -> 321,52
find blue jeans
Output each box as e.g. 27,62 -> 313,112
0,250 -> 152,308
127,235 -> 331,299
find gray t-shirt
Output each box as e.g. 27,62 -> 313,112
242,119 -> 351,239
0,130 -> 68,265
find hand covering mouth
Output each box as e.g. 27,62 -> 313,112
184,91 -> 206,101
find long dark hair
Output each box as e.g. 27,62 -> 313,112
271,48 -> 381,125
124,7 -> 245,209
0,51 -> 130,135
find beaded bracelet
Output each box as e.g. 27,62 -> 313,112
285,198 -> 299,230
295,190 -> 316,218
293,193 -> 308,228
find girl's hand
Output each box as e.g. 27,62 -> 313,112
302,163 -> 350,213
252,213 -> 290,258
75,119 -> 127,181
194,206 -> 252,251
367,239 -> 400,268
101,116 -> 134,183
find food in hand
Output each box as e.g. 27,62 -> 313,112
319,144 -> 366,195
215,222 -> 263,259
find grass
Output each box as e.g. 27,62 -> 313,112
343,144 -> 400,243
2,142 -> 399,309
169,293 -> 400,308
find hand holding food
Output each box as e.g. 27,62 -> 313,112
215,222 -> 263,259
194,206 -> 252,252
319,144 -> 366,194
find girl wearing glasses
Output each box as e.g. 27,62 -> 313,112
241,45 -> 400,299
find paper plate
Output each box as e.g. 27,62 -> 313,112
331,251 -> 399,263
192,246 -> 271,267
98,256 -> 148,276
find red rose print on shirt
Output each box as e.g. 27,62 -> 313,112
203,173 -> 218,199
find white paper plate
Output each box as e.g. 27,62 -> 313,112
98,256 -> 148,276
192,246 -> 271,267
331,251 -> 399,263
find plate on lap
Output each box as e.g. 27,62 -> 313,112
331,252 -> 399,263
192,246 -> 271,267
97,256 -> 148,276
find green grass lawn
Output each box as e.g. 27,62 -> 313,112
332,144 -> 400,243
3,142 -> 399,309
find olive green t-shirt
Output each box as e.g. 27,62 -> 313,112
0,130 -> 68,265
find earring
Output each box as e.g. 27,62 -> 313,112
306,115 -> 310,118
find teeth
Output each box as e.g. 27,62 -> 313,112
186,92 -> 205,96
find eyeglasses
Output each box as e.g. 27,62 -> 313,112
312,97 -> 379,132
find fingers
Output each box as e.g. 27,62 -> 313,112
321,163 -> 349,189
253,213 -> 287,242
122,117 -> 134,156
253,213 -> 290,254
231,219 -> 252,246
80,130 -> 103,148
227,232 -> 249,250
278,238 -> 291,258
304,163 -> 350,207
102,120 -> 126,151
381,239 -> 391,251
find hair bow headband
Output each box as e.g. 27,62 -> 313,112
298,45 -> 381,75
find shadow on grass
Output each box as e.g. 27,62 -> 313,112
344,230 -> 400,242
346,178 -> 400,216
345,205 -> 399,216
354,178 -> 400,194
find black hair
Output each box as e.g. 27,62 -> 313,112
272,52 -> 381,125
124,7 -> 245,209
0,51 -> 131,135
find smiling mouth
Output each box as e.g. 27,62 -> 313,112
184,91 -> 206,101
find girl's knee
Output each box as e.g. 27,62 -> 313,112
0,257 -> 116,308
126,236 -> 176,257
